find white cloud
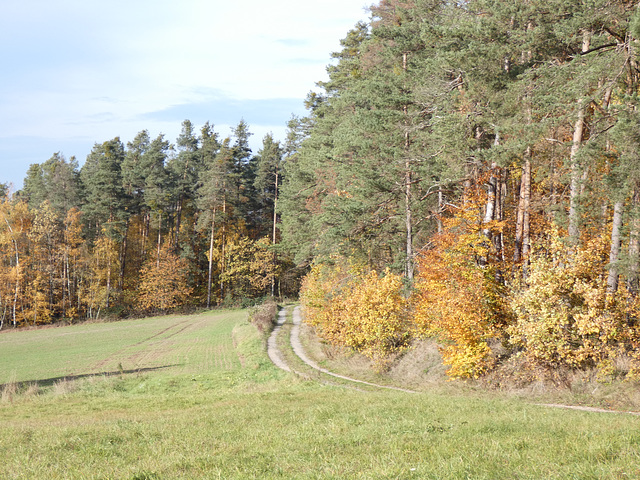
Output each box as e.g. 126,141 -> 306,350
0,0 -> 371,187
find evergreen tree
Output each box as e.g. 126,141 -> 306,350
21,153 -> 81,216
80,138 -> 127,242
167,119 -> 201,249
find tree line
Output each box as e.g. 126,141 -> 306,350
0,119 -> 300,328
5,0 -> 640,382
286,0 -> 640,379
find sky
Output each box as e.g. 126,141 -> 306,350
0,0 -> 371,190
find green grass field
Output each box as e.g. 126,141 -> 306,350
0,310 -> 249,385
1,309 -> 639,479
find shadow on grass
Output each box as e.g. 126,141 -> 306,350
1,364 -> 182,390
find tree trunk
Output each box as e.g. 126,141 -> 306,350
437,185 -> 443,234
106,252 -> 111,310
514,151 -> 531,264
607,201 -> 624,293
62,250 -> 68,318
174,197 -> 183,250
207,208 -> 216,309
271,171 -> 279,297
156,211 -> 162,269
482,164 -> 498,239
4,217 -> 20,327
221,196 -> 227,299
402,52 -> 414,281
497,170 -> 507,262
118,218 -> 129,291
568,32 -> 591,243
142,212 -> 150,259
405,163 -> 414,281
628,186 -> 640,295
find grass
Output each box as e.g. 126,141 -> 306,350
0,307 -> 639,479
0,310 -> 250,387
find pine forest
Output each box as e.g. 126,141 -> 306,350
4,0 -> 640,382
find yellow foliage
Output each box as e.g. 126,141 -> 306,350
300,262 -> 409,365
221,236 -> 278,296
136,243 -> 192,312
509,226 -> 640,376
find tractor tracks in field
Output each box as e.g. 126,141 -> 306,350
92,317 -> 196,371
267,305 -> 416,393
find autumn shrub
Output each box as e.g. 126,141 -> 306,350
300,262 -> 410,366
412,206 -> 511,379
508,227 -> 640,378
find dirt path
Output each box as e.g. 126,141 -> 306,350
267,305 -> 415,393
266,307 -> 291,372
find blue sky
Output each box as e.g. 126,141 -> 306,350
0,0 -> 371,190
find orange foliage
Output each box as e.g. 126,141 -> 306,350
413,204 -> 510,378
136,243 -> 192,313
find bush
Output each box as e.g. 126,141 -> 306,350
248,300 -> 278,337
300,263 -> 410,366
412,206 -> 510,379
508,228 -> 640,378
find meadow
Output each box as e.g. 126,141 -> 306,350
1,308 -> 639,479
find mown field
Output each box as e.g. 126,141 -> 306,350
1,309 -> 639,480
0,310 -> 248,385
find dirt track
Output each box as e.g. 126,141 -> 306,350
267,305 -> 415,393
266,307 -> 291,372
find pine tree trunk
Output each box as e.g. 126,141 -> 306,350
437,186 -> 443,234
118,218 -> 129,291
221,196 -> 227,299
63,251 -> 69,318
156,211 -> 162,269
522,156 -> 531,262
207,208 -> 216,309
482,164 -> 498,240
174,197 -> 182,250
607,201 -> 624,293
106,253 -> 111,310
497,170 -> 507,262
145,212 -> 151,258
568,32 -> 591,243
402,52 -> 414,281
628,186 -> 640,295
514,151 -> 531,264
405,164 -> 414,281
271,171 -> 279,297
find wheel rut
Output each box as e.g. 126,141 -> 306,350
267,305 -> 415,393
266,307 -> 291,372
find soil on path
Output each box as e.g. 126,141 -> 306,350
266,307 -> 290,372
267,305 -> 415,393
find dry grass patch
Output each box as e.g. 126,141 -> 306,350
1,381 -> 17,403
248,300 -> 278,337
388,339 -> 448,388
